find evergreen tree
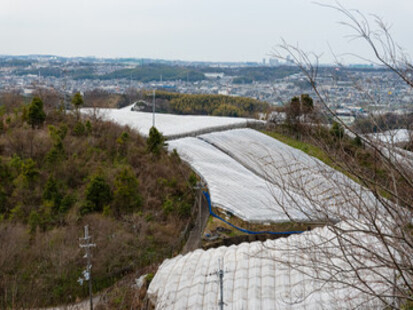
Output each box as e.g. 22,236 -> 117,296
301,94 -> 314,114
28,97 -> 46,129
113,167 -> 142,214
147,127 -> 165,155
71,92 -> 84,119
42,176 -> 63,211
82,175 -> 112,214
71,92 -> 84,110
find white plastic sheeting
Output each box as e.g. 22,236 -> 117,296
366,129 -> 412,144
169,129 -> 379,223
148,223 -> 391,310
364,129 -> 413,169
80,105 -> 260,138
199,129 -> 376,211
167,137 -> 314,223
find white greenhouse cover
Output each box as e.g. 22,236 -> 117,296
199,129 -> 376,212
366,129 -> 412,144
169,129 -> 379,223
167,137 -> 316,223
80,105 -> 261,138
148,222 -> 392,310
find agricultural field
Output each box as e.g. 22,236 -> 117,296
366,129 -> 412,144
200,129 -> 377,212
148,221 -> 391,310
169,129 -> 378,223
81,105 -> 262,139
167,137 -> 311,223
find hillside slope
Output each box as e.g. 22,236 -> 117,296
0,99 -> 196,308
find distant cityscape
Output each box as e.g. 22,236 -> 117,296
1,55 -> 412,124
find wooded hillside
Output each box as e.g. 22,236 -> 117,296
142,91 -> 269,117
0,92 -> 196,307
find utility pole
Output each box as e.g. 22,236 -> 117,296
205,257 -> 226,309
79,225 -> 96,310
152,89 -> 156,128
218,258 -> 224,310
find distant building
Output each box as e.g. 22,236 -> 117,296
269,58 -> 280,66
204,73 -> 224,79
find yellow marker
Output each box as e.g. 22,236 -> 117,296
388,91 -> 392,95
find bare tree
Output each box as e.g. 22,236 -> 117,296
266,3 -> 413,308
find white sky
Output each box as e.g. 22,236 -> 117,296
0,0 -> 412,63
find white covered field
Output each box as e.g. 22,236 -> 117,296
148,222 -> 391,310
167,137 -> 312,223
366,129 -> 412,144
169,129 -> 377,223
200,129 -> 375,211
81,105 -> 261,138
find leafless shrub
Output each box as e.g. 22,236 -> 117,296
267,3 -> 413,308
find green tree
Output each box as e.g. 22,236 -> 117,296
330,121 -> 344,139
72,121 -> 85,136
46,124 -> 67,164
116,131 -> 129,157
21,158 -> 39,184
28,97 -> 46,129
212,104 -> 242,117
82,175 -> 112,214
0,185 -> 6,214
85,120 -> 92,134
147,127 -> 165,155
300,94 -> 314,115
43,176 -> 63,212
71,92 -> 84,119
285,96 -> 301,128
113,167 -> 142,215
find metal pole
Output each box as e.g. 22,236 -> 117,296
85,226 -> 93,310
218,259 -> 224,310
152,89 -> 156,127
80,225 -> 95,310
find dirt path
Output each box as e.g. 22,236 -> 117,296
182,192 -> 210,254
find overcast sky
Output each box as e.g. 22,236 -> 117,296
0,0 -> 412,63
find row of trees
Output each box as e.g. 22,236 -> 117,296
142,91 -> 269,117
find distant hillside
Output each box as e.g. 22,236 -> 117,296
200,65 -> 300,83
99,64 -> 205,82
